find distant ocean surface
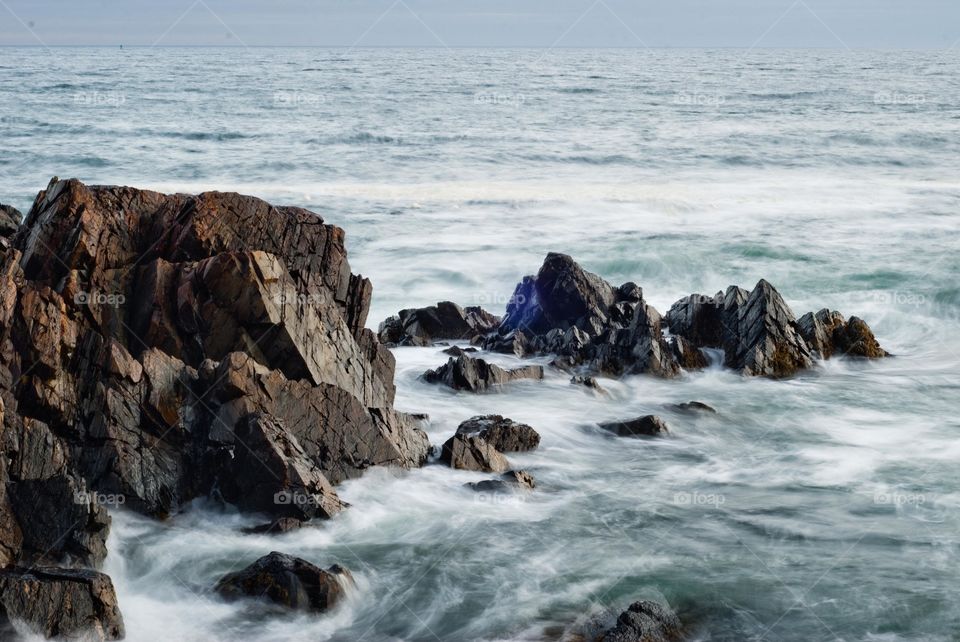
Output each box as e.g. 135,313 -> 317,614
2,48 -> 959,641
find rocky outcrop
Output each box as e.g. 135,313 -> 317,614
0,179 -> 431,635
467,469 -> 535,493
487,254 -> 680,377
0,567 -> 124,640
214,552 -> 352,613
667,281 -> 887,377
422,355 -> 544,392
378,301 -> 499,347
440,434 -> 510,473
599,600 -> 683,642
598,415 -> 670,438
454,415 -> 540,453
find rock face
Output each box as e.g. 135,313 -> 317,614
488,253 -> 681,377
378,301 -> 500,346
667,281 -> 887,377
598,415 -> 670,438
440,434 -> 511,473
422,355 -> 544,392
599,600 -> 683,642
215,552 -> 352,613
454,415 -> 541,453
0,567 -> 124,641
0,179 -> 431,634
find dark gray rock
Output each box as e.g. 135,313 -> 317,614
571,375 -> 606,394
440,434 -> 510,472
215,552 -> 352,613
0,567 -> 124,641
600,600 -> 682,642
442,345 -> 478,356
727,279 -> 813,377
467,470 -> 535,492
455,415 -> 540,453
422,355 -> 544,392
598,415 -> 670,438
798,309 -> 889,360
668,401 -> 716,414
378,301 -> 500,347
242,517 -> 305,535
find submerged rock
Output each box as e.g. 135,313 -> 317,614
598,415 -> 670,438
599,600 -> 683,642
242,517 -> 305,535
668,401 -> 717,414
440,434 -> 511,473
422,354 -> 544,392
0,567 -> 125,641
215,552 -> 352,613
571,374 -> 606,394
378,301 -> 500,347
467,470 -> 536,493
455,415 -> 541,453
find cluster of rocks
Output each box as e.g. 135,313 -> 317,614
441,415 -> 540,491
378,301 -> 499,347
0,180 -> 433,638
381,251 -> 888,384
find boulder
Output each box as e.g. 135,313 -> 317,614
378,301 -> 500,347
668,401 -> 716,414
467,469 -> 536,493
598,415 -> 670,438
489,254 -> 680,377
798,309 -> 888,360
215,552 -> 352,613
455,415 -> 540,453
440,434 -> 510,473
422,355 -> 544,392
441,345 -> 478,357
599,600 -> 683,642
0,567 -> 124,641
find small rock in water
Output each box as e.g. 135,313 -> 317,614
214,552 -> 352,613
598,415 -> 670,438
442,345 -> 479,356
440,434 -> 511,472
242,517 -> 305,535
455,415 -> 541,453
599,600 -> 683,642
668,401 -> 717,414
0,567 -> 125,641
571,374 -> 607,394
467,470 -> 536,493
377,301 -> 500,346
422,354 -> 544,392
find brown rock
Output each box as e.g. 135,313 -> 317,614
422,355 -> 544,392
214,552 -> 352,613
440,434 -> 510,472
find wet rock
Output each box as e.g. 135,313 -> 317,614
571,375 -> 606,394
670,336 -> 709,370
489,253 -> 680,377
0,204 -> 21,240
378,301 -> 500,347
727,280 -> 813,377
834,316 -> 889,359
796,308 -> 847,359
440,434 -> 510,473
668,401 -> 716,414
0,567 -> 124,641
215,552 -> 352,613
442,345 -> 478,356
599,600 -> 682,642
242,517 -> 305,535
422,355 -> 544,392
455,415 -> 540,453
598,415 -> 670,438
467,470 -> 536,493
798,309 -> 889,360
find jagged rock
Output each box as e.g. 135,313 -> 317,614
214,552 -> 352,613
455,415 -> 540,452
598,415 -> 670,438
599,600 -> 682,642
798,309 -> 889,359
378,301 -> 500,347
0,567 -> 124,641
441,345 -> 478,357
489,254 -> 680,377
440,434 -> 510,472
467,470 -> 536,493
242,517 -> 305,535
0,204 -> 21,240
422,355 -> 544,392
215,413 -> 345,521
668,401 -> 716,414
728,280 -> 813,377
670,336 -> 709,370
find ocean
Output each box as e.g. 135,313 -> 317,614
2,47 -> 959,641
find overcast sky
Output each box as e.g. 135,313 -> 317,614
1,0 -> 957,48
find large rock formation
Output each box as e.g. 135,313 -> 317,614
0,179 -> 430,636
214,552 -> 352,613
378,301 -> 500,346
487,253 -> 682,377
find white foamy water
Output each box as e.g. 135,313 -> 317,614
2,47 -> 959,641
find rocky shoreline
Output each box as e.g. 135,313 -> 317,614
0,179 -> 887,641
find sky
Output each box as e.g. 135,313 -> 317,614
0,0 -> 957,48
